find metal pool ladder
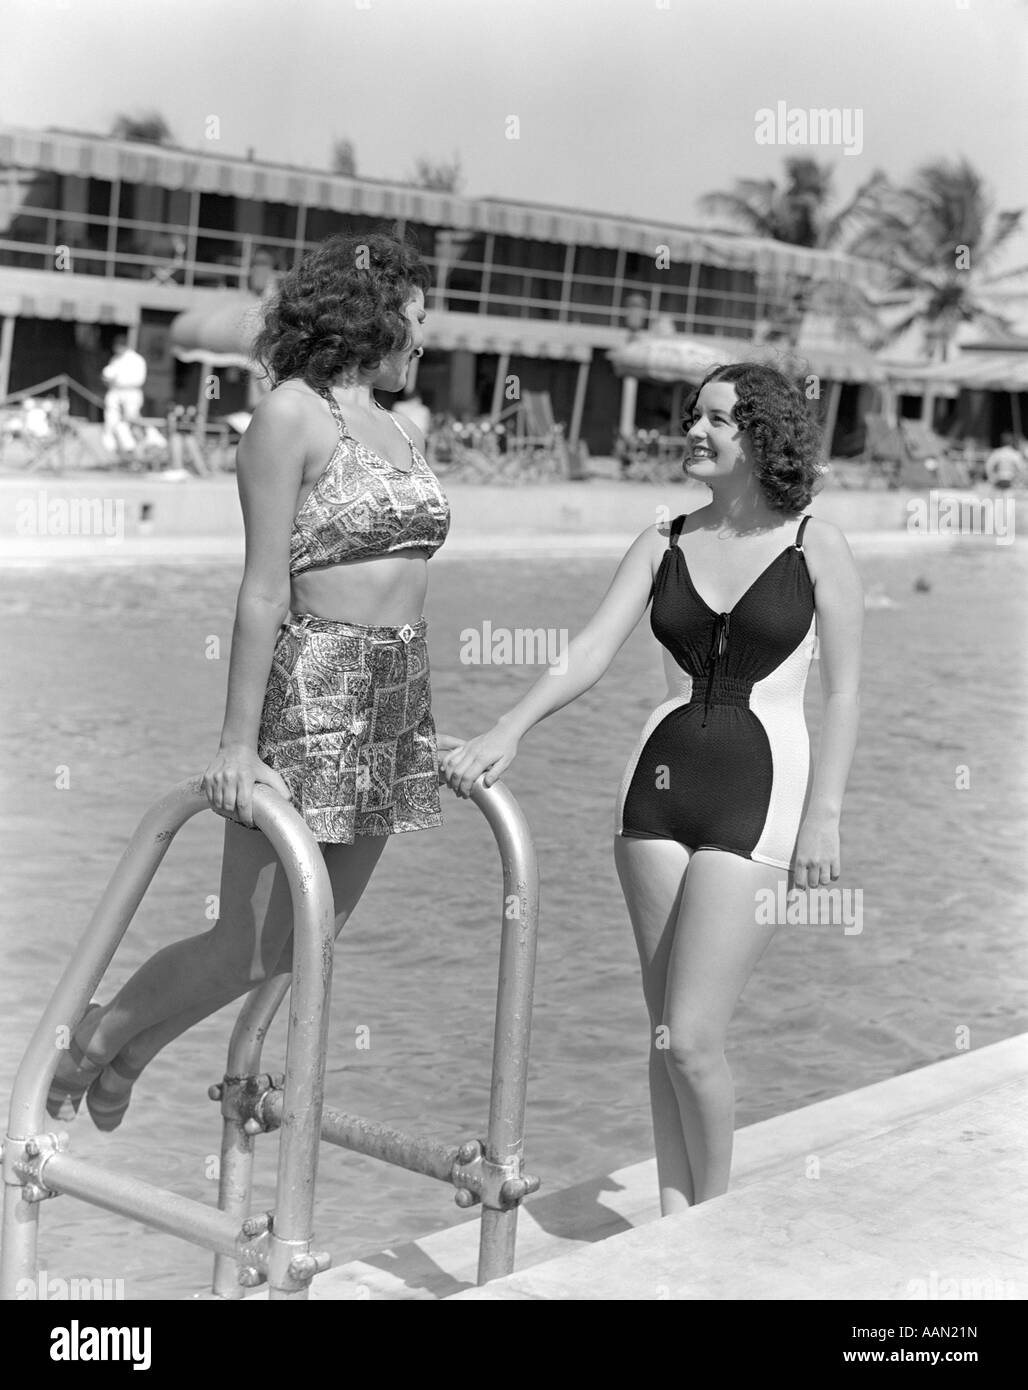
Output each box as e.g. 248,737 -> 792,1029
1,776 -> 540,1301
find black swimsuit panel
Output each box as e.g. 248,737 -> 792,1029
615,514 -> 816,868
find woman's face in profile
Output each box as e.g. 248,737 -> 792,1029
375,287 -> 426,391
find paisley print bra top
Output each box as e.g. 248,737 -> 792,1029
289,386 -> 450,576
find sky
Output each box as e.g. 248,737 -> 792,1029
2,0 -> 1026,275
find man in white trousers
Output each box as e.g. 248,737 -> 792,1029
101,335 -> 147,459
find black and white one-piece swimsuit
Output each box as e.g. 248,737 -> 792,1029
615,514 -> 816,870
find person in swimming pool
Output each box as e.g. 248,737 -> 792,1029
48,230 -> 459,1129
441,363 -> 863,1211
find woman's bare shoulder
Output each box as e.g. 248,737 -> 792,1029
800,515 -> 862,595
801,515 -> 854,556
634,513 -> 677,560
236,384 -> 323,480
251,380 -> 319,424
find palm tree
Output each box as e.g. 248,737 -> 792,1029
109,111 -> 173,145
698,157 -> 887,251
846,158 -> 1026,360
698,158 -> 889,345
330,139 -> 357,176
408,154 -> 463,193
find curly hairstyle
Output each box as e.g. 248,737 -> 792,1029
251,230 -> 430,390
683,362 -> 825,512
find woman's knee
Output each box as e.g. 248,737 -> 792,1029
198,923 -> 273,993
662,1015 -> 727,1085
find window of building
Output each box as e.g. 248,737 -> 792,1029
694,266 -> 758,336
302,207 -> 392,247
567,246 -> 618,325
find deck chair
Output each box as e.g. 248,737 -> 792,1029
862,414 -> 906,489
899,420 -> 971,487
17,400 -> 66,471
503,391 -> 570,478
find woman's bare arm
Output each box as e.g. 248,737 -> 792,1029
793,518 -> 864,887
441,524 -> 661,796
204,390 -> 309,824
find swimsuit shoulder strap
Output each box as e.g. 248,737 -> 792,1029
795,514 -> 811,550
377,401 -> 412,441
376,402 -> 420,459
313,385 -> 350,441
669,513 -> 687,547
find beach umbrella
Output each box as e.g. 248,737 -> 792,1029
168,293 -> 263,368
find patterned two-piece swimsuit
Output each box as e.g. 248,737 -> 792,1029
257,387 -> 450,843
615,513 -> 816,869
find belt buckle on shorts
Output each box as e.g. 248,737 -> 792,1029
397,623 -> 416,644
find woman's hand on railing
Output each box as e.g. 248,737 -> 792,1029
202,744 -> 293,829
437,726 -> 519,799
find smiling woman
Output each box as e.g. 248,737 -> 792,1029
441,360 -> 864,1215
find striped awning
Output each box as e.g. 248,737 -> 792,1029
609,333 -> 750,382
1,125 -> 875,283
422,311 -> 606,362
883,351 -> 1028,394
0,286 -> 136,325
608,331 -> 887,384
168,299 -> 608,366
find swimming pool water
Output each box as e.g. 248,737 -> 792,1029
1,542 -> 1025,1297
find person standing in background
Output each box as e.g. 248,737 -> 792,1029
101,334 -> 147,460
984,434 -> 1025,491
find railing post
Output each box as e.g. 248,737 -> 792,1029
0,778 -> 334,1303
466,782 -> 540,1284
1,779 -> 206,1300
209,977 -> 292,1300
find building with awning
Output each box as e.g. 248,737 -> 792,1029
877,336 -> 1028,442
608,311 -> 886,451
888,348 -> 1028,393
0,122 -> 882,451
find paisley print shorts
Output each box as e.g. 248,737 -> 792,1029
257,614 -> 443,843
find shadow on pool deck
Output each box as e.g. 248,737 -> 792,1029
291,1035 -> 1026,1301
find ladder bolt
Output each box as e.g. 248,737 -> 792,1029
243,1118 -> 263,1136
237,1266 -> 263,1288
24,1139 -> 40,1158
207,1083 -> 223,1101
241,1213 -> 270,1238
454,1188 -> 478,1209
287,1254 -> 317,1282
457,1141 -> 480,1164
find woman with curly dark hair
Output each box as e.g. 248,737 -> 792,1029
48,231 -> 456,1129
441,361 -> 863,1209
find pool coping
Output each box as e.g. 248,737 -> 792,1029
0,529 -> 1017,566
244,1034 -> 1027,1301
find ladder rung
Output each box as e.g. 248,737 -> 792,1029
263,1091 -> 459,1182
41,1153 -> 241,1259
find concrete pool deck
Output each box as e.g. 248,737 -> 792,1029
287,1035 -> 1026,1301
1,475 -> 1023,563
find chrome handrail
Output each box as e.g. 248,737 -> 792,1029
1,773 -> 540,1301
1,778 -> 334,1301
208,775 -> 541,1297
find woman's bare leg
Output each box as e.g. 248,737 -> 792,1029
52,822 -> 386,1106
661,850 -> 784,1203
613,834 -> 695,1213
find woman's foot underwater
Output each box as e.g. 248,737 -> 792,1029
46,1003 -> 104,1121
85,1053 -> 145,1132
